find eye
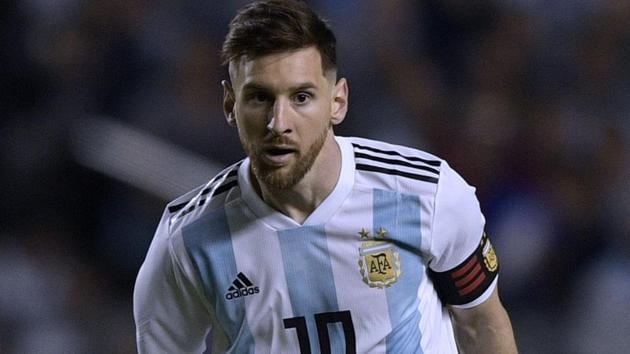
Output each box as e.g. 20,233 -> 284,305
293,92 -> 312,105
247,91 -> 272,105
253,92 -> 271,103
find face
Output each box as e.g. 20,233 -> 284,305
223,47 -> 348,189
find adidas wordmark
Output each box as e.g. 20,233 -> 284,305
225,272 -> 260,300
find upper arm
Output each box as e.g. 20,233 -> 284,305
427,162 -> 498,307
134,210 -> 212,353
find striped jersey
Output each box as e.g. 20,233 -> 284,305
134,136 -> 497,353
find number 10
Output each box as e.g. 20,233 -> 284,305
283,310 -> 356,354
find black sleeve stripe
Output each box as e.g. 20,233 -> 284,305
200,169 -> 238,196
213,180 -> 238,196
428,233 -> 499,305
356,163 -> 439,184
352,143 -> 442,167
168,162 -> 242,214
168,201 -> 191,214
355,151 -> 440,176
169,178 -> 238,215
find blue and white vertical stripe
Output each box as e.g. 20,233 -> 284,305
181,188 -> 445,353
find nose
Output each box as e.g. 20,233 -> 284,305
267,98 -> 292,135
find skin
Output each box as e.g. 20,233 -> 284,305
449,287 -> 518,353
222,46 -> 349,224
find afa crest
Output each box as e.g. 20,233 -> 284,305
357,228 -> 401,288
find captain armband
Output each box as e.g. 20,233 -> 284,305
428,232 -> 499,306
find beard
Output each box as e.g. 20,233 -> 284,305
242,125 -> 329,190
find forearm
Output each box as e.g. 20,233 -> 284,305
452,307 -> 517,354
449,288 -> 517,354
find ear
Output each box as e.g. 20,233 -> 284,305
331,78 -> 348,126
222,80 -> 236,127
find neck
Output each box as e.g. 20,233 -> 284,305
254,135 -> 342,224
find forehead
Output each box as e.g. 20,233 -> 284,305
230,47 -> 329,90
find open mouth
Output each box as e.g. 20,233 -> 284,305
262,146 -> 296,165
267,148 -> 294,156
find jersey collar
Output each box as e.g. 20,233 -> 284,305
238,136 -> 355,230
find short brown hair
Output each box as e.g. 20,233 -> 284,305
221,0 -> 337,73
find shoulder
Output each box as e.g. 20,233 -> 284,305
165,159 -> 244,236
341,136 -> 478,215
347,136 -> 443,165
344,136 -> 443,195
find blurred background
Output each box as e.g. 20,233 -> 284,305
1,0 -> 628,352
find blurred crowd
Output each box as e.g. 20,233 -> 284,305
1,0 -> 628,353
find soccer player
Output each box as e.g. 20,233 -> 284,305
133,0 -> 518,353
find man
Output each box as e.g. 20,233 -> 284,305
134,0 -> 518,353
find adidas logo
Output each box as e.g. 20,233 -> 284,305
225,272 -> 260,300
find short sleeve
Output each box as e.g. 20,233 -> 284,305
133,209 -> 212,353
427,162 -> 498,307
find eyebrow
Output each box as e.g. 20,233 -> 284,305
241,81 -> 319,93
